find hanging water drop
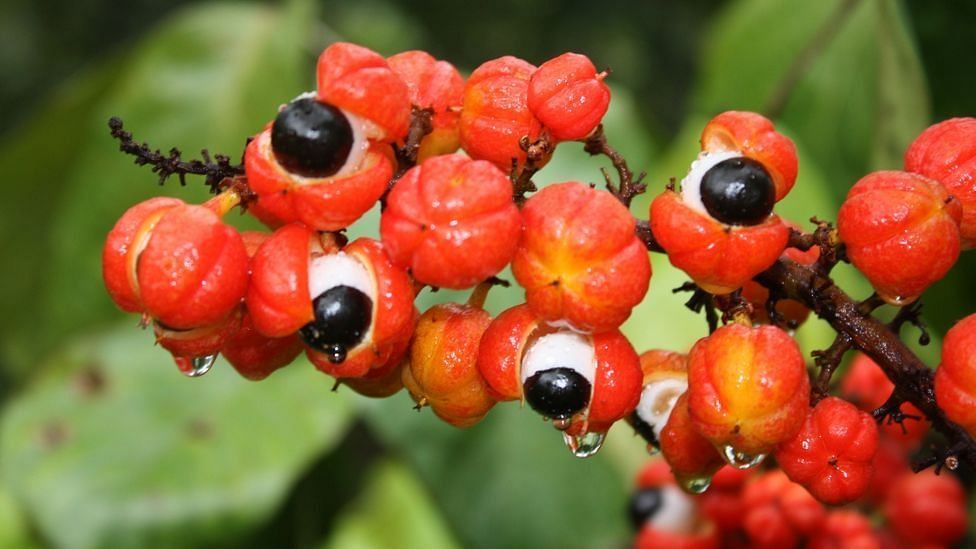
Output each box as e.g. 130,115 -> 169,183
551,417 -> 572,431
720,444 -> 766,470
175,354 -> 217,377
678,475 -> 712,494
644,443 -> 661,456
562,431 -> 606,458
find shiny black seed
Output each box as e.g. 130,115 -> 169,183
271,97 -> 353,177
700,156 -> 775,226
299,285 -> 372,362
522,367 -> 591,420
629,411 -> 659,448
628,487 -> 663,530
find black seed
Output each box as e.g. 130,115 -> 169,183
299,285 -> 372,361
628,487 -> 663,530
629,411 -> 659,448
271,97 -> 353,177
522,367 -> 591,420
699,156 -> 775,226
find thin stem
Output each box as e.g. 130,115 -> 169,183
583,125 -> 647,207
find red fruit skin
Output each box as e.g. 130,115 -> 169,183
103,196 -> 184,314
700,111 -> 798,201
154,306 -> 243,359
904,117 -> 976,248
741,244 -> 819,326
862,439 -> 910,505
638,349 -> 688,380
381,154 -> 521,289
807,511 -> 881,549
402,302 -> 496,427
635,525 -> 719,549
246,223 -> 317,337
513,182 -> 651,332
651,190 -> 789,295
475,303 -> 642,431
841,353 -> 928,448
387,50 -> 464,160
459,56 -> 543,170
687,323 -> 810,456
244,129 -> 394,232
104,199 -> 249,331
316,42 -> 410,141
341,356 -> 406,399
698,466 -> 751,533
837,170 -> 962,305
775,397 -> 879,505
635,458 -> 675,488
883,470 -> 968,548
220,312 -> 303,380
476,303 -> 540,401
306,238 -> 416,379
660,393 -> 725,491
527,52 -> 610,141
935,313 -> 976,436
742,471 -> 826,548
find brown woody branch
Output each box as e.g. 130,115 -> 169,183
583,125 -> 647,207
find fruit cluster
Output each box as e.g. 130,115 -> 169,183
105,39 -> 976,524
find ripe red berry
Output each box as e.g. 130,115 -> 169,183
246,224 -> 415,379
102,196 -> 249,331
840,353 -> 928,448
476,304 -> 642,438
512,182 -> 651,332
883,470 -> 968,548
316,42 -> 411,142
775,397 -> 879,505
741,470 -> 826,548
403,296 -> 496,428
687,323 -> 809,462
660,393 -> 725,493
631,460 -> 721,549
340,354 -> 407,399
904,117 -> 976,248
934,313 -> 976,436
837,170 -> 961,305
459,56 -> 543,170
527,52 -> 610,141
387,50 -> 465,161
381,154 -> 521,289
807,511 -> 880,549
698,466 -> 752,533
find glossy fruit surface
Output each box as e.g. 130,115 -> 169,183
387,50 -> 465,160
527,52 -> 609,141
700,111 -> 797,201
935,313 -> 976,436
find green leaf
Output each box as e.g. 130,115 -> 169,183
0,324 -> 352,548
0,487 -> 32,549
358,395 -> 629,549
693,0 -> 929,200
321,460 -> 461,549
0,1 -> 314,377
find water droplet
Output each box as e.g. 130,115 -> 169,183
720,445 -> 766,470
562,431 -> 606,458
645,443 -> 661,456
175,354 -> 217,377
678,475 -> 712,494
551,417 -> 572,430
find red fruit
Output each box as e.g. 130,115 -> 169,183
631,350 -> 689,451
513,182 -> 651,332
687,323 -> 809,459
246,224 -> 415,379
221,312 -> 303,381
807,511 -> 881,549
775,397 -> 879,505
635,525 -> 719,549
862,438 -> 910,506
403,298 -> 496,428
700,111 -> 798,201
387,50 -> 464,160
244,128 -> 394,232
527,52 -> 610,141
841,353 -> 928,448
742,471 -> 826,548
459,56 -> 544,170
935,313 -> 976,436
650,190 -> 789,295
476,304 -> 642,436
660,393 -> 725,493
102,196 -> 249,331
381,154 -> 521,289
341,357 -> 406,399
741,243 -> 819,326
904,117 -> 976,248
632,460 -> 721,549
316,42 -> 410,141
883,470 -> 968,548
837,170 -> 961,305
698,466 -> 752,533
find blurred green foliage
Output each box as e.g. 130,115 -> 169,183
0,0 -> 972,547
